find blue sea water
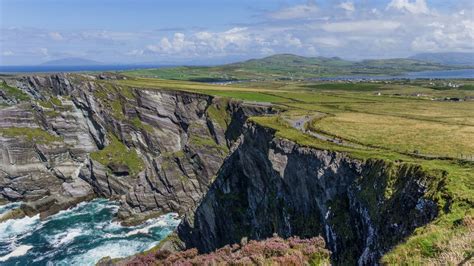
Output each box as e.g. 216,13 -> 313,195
309,69 -> 474,81
0,65 -> 171,73
404,69 -> 474,79
0,199 -> 180,265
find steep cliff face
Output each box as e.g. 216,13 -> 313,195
178,123 -> 443,264
0,74 -> 274,221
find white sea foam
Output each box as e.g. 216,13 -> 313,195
49,199 -> 118,221
125,213 -> 180,237
125,224 -> 154,237
0,214 -> 40,241
48,201 -> 91,219
60,240 -> 156,266
0,245 -> 33,262
102,220 -> 122,232
0,202 -> 21,215
0,199 -> 180,265
49,228 -> 84,248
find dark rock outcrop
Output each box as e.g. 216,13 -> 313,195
178,123 -> 442,264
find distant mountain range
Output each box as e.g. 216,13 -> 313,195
40,58 -> 103,66
410,52 -> 474,66
35,52 -> 472,79
122,53 -> 469,81
42,52 -> 474,68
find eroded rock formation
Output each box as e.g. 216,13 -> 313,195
0,74 -> 274,222
178,123 -> 442,264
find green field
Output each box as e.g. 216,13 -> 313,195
115,77 -> 474,161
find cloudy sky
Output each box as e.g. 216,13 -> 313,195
0,0 -> 473,65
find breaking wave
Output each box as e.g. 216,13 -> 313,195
0,199 -> 180,265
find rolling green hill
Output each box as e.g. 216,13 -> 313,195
410,52 -> 474,66
123,54 -> 462,81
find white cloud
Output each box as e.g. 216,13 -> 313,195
144,27 -> 306,58
260,47 -> 275,55
387,0 -> 429,14
39,48 -> 49,56
2,0 -> 473,64
79,30 -> 138,42
282,34 -> 302,48
412,19 -> 474,51
146,32 -> 197,54
2,50 -> 14,56
310,37 -> 343,47
49,32 -> 64,41
268,1 -> 318,20
320,20 -> 401,33
146,27 -> 255,56
192,27 -> 248,54
338,1 -> 355,12
125,49 -> 144,56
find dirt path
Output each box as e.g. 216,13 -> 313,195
285,114 -> 363,149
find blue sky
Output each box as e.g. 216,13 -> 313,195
1,0 -> 473,65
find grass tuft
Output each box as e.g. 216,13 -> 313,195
0,127 -> 62,144
0,81 -> 29,101
90,135 -> 144,176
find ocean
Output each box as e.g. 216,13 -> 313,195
0,65 -> 170,73
312,69 -> 474,81
0,199 -> 180,265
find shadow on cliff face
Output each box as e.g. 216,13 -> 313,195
178,123 -> 441,265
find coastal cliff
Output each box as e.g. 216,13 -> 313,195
178,122 -> 444,264
0,74 -> 274,222
0,74 -> 469,265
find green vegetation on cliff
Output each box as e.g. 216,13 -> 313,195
0,127 -> 62,144
38,96 -> 63,109
90,135 -> 144,176
206,98 -> 231,128
0,81 -> 29,101
189,134 -> 228,154
93,82 -> 135,120
130,117 -> 154,133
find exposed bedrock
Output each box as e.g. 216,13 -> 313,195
0,74 -> 275,221
178,123 -> 442,264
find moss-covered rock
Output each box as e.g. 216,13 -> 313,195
0,208 -> 26,223
0,127 -> 62,144
90,135 -> 144,177
0,81 -> 29,102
